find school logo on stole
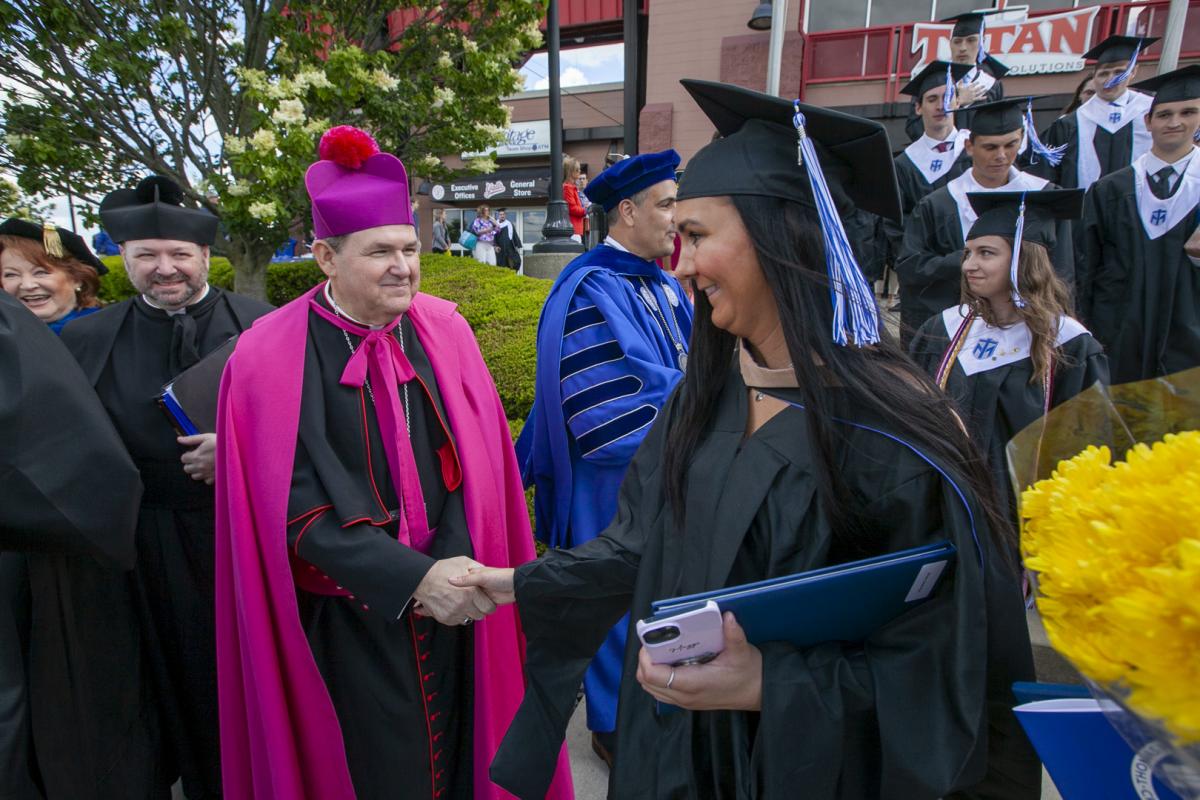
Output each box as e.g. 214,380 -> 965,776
973,338 -> 999,359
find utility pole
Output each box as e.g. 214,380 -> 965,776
623,0 -> 640,155
766,0 -> 789,97
1157,0 -> 1188,73
534,0 -> 584,254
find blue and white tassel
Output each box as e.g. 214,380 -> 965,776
942,63 -> 957,114
793,101 -> 880,347
1103,41 -> 1142,90
1023,98 -> 1068,167
964,13 -> 989,84
1009,192 -> 1028,309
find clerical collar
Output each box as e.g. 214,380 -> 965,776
738,340 -> 797,389
1144,149 -> 1195,172
141,282 -> 210,316
323,280 -> 391,330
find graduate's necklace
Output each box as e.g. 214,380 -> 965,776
637,277 -> 688,371
328,288 -> 411,435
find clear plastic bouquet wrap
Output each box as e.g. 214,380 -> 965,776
1008,366 -> 1200,799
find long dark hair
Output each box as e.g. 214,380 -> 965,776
663,194 -> 1012,551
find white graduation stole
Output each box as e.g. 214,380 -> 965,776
946,169 -> 1050,241
1131,152 -> 1200,240
1075,91 -> 1153,190
940,306 -> 1088,375
903,129 -> 969,185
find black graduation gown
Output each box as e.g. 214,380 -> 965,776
882,148 -> 973,259
904,72 -> 1004,142
1024,112 -> 1138,189
0,292 -> 155,800
496,223 -> 523,270
60,286 -> 270,800
909,313 -> 1110,514
491,366 -> 1039,800
896,181 -> 1075,345
285,295 -> 474,800
1078,167 -> 1200,383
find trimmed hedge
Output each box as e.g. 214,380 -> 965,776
98,254 -> 549,422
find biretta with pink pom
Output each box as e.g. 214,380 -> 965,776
306,125 -> 414,238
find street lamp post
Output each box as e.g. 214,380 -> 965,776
747,0 -> 789,97
535,0 -> 584,253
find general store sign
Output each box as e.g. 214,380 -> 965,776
424,170 -> 550,203
462,119 -> 552,159
911,6 -> 1102,76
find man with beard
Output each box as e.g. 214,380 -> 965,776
61,176 -> 271,800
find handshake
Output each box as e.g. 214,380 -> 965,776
410,556 -> 516,627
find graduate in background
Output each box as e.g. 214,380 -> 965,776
1027,36 -> 1158,190
464,80 -> 1038,800
0,290 -> 152,799
897,96 -> 1073,346
214,126 -> 572,800
910,190 -> 1108,517
517,149 -> 692,765
884,61 -> 975,259
61,176 -> 272,800
495,207 -> 523,270
1079,64 -> 1200,383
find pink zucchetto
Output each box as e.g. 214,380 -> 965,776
305,125 -> 415,238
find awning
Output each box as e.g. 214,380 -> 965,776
418,168 -> 551,203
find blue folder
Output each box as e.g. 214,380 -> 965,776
647,540 -> 957,648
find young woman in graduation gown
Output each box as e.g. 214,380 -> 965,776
910,189 -> 1109,516
457,80 -> 1041,800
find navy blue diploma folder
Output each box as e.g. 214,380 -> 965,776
647,541 -> 957,648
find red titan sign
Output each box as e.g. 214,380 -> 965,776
911,7 -> 1102,76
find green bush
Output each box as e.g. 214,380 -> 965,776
96,252 -> 549,423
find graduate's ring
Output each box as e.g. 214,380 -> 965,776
666,670 -> 676,690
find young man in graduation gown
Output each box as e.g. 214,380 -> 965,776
516,149 -> 693,764
1079,65 -> 1200,383
884,61 -> 975,258
1027,36 -> 1157,190
0,291 -> 163,799
213,126 -> 572,800
60,176 -> 272,800
495,208 -> 522,270
897,96 -> 1073,344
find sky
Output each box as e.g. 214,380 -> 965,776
519,42 -> 624,91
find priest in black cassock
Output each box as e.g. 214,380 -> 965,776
0,291 -> 158,799
884,60 -> 974,258
1026,36 -> 1157,191
910,190 -> 1109,517
897,96 -> 1073,345
1078,64 -> 1200,383
61,176 -> 271,800
460,79 -> 1039,800
904,11 -> 1008,142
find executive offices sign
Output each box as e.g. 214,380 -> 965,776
910,7 -> 1102,77
423,169 -> 551,203
462,120 -> 553,158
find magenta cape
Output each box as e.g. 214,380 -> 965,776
214,284 -> 573,799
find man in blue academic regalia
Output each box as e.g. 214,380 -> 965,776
517,149 -> 692,765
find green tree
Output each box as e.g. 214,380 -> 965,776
0,176 -> 51,219
0,0 -> 544,299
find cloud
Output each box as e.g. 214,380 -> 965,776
532,66 -> 590,91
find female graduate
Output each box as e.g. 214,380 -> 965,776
458,80 -> 1040,800
910,190 -> 1109,515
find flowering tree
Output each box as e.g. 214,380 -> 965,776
0,0 -> 544,298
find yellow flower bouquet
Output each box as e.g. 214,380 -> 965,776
1009,367 -> 1200,798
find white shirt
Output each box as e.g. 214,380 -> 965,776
603,235 -> 630,253
1142,149 -> 1196,194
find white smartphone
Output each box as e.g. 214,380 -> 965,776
636,600 -> 725,666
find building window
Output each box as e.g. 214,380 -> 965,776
520,209 -> 546,250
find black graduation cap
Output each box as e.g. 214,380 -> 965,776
900,61 -> 975,100
1083,35 -> 1159,64
676,78 -> 897,347
1132,64 -> 1200,107
978,54 -> 1011,79
963,95 -> 1034,135
0,217 -> 108,274
966,189 -> 1083,307
676,79 -> 901,222
940,9 -> 1004,38
99,176 -> 218,246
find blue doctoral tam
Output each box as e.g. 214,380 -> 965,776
584,149 -> 681,211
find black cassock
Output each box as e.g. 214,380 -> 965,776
1078,166 -> 1200,383
285,293 -> 473,800
0,292 -> 156,799
897,180 -> 1075,345
910,311 -> 1110,514
882,145 -> 972,262
61,286 -> 269,800
491,366 -> 1040,800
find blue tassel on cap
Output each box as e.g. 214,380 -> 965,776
977,13 -> 988,66
1009,192 -> 1028,309
792,101 -> 880,347
942,63 -> 957,114
1023,98 -> 1068,167
1103,41 -> 1142,90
